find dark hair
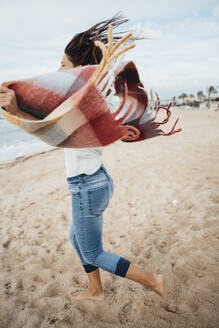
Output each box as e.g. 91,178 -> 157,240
65,13 -> 131,66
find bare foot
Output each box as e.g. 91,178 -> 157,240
152,274 -> 168,304
71,289 -> 105,301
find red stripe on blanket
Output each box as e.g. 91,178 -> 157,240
58,122 -> 102,148
77,65 -> 97,81
74,82 -> 109,121
89,111 -> 127,145
4,81 -> 65,117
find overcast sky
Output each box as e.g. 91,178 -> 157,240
0,0 -> 218,98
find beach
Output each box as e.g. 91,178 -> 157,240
0,109 -> 218,328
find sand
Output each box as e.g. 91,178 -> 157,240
0,109 -> 219,328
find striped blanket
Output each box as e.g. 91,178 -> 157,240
0,30 -> 181,148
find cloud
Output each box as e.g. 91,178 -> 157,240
212,5 -> 219,18
130,23 -> 164,39
177,17 -> 219,38
0,0 -> 219,97
127,16 -> 219,97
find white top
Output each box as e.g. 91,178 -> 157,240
64,147 -> 104,178
63,101 -> 117,178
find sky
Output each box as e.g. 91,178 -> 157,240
0,0 -> 219,98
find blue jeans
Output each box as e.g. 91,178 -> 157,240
67,164 -> 131,277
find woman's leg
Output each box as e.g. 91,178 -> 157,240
69,168 -> 167,302
69,188 -> 106,300
74,171 -> 131,276
74,210 -> 167,302
73,207 -> 131,278
69,224 -> 104,300
68,171 -> 131,299
69,217 -> 97,270
72,269 -> 105,300
125,264 -> 168,303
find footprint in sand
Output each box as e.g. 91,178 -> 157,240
15,279 -> 23,290
2,236 -> 11,248
130,241 -> 141,256
155,241 -> 169,255
190,224 -> 201,231
210,194 -> 219,204
5,282 -> 11,290
72,275 -> 80,285
144,247 -> 153,259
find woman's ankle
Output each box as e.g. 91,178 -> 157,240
89,286 -> 104,294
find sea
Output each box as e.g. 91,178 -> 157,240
0,111 -> 54,163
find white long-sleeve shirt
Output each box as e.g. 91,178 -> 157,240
63,101 -> 118,178
64,147 -> 104,178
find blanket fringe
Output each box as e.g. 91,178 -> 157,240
90,25 -> 182,140
154,92 -> 182,136
91,25 -> 135,84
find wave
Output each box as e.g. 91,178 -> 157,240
0,141 -> 54,163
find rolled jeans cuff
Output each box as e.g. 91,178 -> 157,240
83,264 -> 98,273
114,257 -> 131,277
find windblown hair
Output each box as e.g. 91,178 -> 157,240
65,13 -> 133,66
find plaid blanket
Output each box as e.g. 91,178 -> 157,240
0,60 -> 181,148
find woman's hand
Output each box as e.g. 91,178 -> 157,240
0,86 -> 37,120
0,86 -> 20,115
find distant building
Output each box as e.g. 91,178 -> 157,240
159,92 -> 219,110
169,92 -> 219,110
160,98 -> 173,106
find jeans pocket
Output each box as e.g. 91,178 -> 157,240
68,182 -> 80,195
88,183 -> 109,215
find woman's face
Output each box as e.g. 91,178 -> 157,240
58,54 -> 74,71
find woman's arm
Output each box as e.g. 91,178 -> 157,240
0,86 -> 37,120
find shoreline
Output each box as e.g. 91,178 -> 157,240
0,147 -> 58,169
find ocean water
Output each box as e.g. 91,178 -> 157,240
0,111 -> 54,162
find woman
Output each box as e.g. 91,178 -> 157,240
0,14 -> 168,303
